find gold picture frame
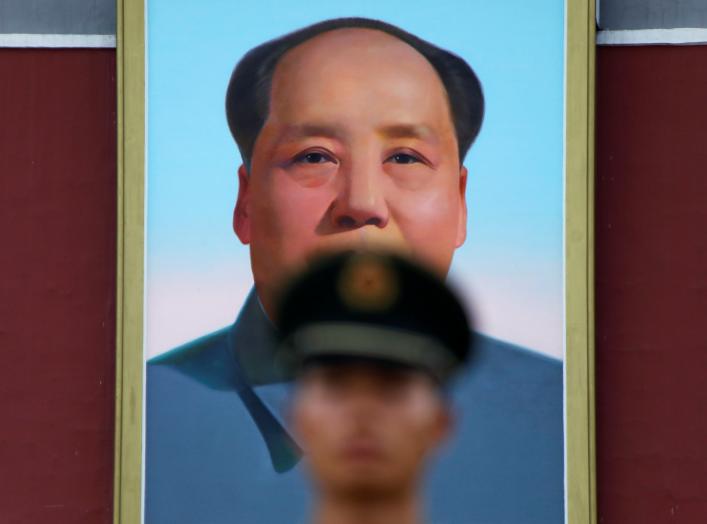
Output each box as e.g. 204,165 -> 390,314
114,1 -> 596,522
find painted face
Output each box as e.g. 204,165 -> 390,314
234,28 -> 468,317
290,362 -> 450,497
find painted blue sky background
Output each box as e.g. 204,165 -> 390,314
145,0 -> 565,359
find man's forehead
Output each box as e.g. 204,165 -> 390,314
277,27 -> 430,70
270,27 -> 444,99
263,28 -> 454,140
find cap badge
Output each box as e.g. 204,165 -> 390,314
338,254 -> 399,312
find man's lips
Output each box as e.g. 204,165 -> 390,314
339,439 -> 386,461
305,227 -> 411,260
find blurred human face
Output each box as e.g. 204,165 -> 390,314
290,362 -> 451,498
234,28 -> 468,317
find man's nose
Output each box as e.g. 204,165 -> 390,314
347,389 -> 385,424
330,159 -> 389,230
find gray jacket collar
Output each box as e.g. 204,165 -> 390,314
229,288 -> 293,385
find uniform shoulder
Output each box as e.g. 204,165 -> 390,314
147,326 -> 235,390
471,331 -> 563,380
149,326 -> 230,365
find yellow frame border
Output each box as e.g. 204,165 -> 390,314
565,1 -> 596,522
114,1 -> 596,522
115,1 -> 144,523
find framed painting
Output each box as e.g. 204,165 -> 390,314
115,0 -> 596,522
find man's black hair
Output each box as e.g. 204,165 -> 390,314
225,17 -> 484,171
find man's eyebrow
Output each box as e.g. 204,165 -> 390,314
377,123 -> 439,144
275,123 -> 440,144
277,123 -> 346,142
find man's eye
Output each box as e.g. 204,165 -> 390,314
294,151 -> 334,164
387,153 -> 422,164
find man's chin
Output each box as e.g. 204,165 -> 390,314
329,476 -> 406,501
302,240 -> 412,266
252,236 -> 451,317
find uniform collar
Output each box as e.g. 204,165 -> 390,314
227,287 -> 302,472
229,287 -> 294,385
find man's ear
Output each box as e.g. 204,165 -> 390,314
234,164 -> 252,244
283,393 -> 295,432
456,166 -> 468,247
433,401 -> 455,448
284,389 -> 307,452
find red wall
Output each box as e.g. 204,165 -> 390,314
1,43 -> 706,524
0,49 -> 116,523
596,45 -> 707,522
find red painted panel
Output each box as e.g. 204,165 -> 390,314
596,45 -> 707,523
0,49 -> 116,523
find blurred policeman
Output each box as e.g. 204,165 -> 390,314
276,251 -> 472,524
